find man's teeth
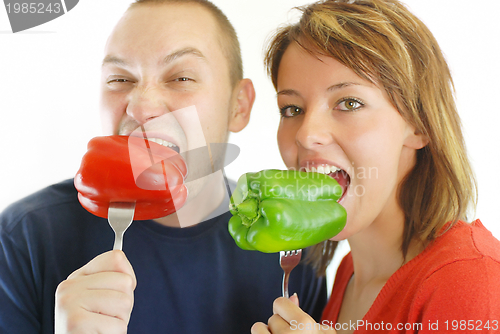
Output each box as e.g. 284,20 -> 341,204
304,165 -> 342,174
146,137 -> 177,149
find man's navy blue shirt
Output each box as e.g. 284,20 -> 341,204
0,179 -> 326,333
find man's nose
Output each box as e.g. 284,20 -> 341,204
295,106 -> 336,149
126,85 -> 169,124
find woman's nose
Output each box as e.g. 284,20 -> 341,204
295,107 -> 335,149
126,85 -> 169,124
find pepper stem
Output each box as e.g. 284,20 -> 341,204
236,198 -> 260,227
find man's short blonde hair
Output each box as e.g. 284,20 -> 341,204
130,0 -> 243,87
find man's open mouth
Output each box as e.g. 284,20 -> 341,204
143,137 -> 180,154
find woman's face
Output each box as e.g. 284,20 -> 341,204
276,43 -> 424,240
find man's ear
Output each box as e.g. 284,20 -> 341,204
228,78 -> 255,133
404,125 -> 429,150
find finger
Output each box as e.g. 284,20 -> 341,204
68,250 -> 137,288
56,307 -> 129,334
79,289 -> 134,322
251,322 -> 271,334
58,271 -> 135,304
268,313 -> 294,333
290,293 -> 299,307
75,271 -> 136,294
273,297 -> 314,325
56,279 -> 134,323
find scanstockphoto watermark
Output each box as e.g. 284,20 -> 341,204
248,167 -> 379,199
249,167 -> 379,181
253,179 -> 348,200
290,320 -> 423,331
291,319 -> 499,331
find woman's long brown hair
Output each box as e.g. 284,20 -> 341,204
265,0 -> 477,275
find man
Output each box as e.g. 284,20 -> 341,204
0,0 -> 326,333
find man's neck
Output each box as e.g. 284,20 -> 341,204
153,171 -> 227,228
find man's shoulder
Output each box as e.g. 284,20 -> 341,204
0,179 -> 79,234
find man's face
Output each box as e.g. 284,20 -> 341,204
100,4 -> 235,164
100,4 -> 237,209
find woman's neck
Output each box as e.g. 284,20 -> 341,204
347,193 -> 425,288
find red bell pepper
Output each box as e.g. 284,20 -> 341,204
74,135 -> 188,220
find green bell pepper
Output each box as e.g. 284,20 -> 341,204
228,169 -> 347,253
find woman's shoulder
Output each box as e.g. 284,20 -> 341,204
403,221 -> 500,319
399,220 -> 500,290
414,219 -> 500,287
466,219 -> 500,260
435,219 -> 500,262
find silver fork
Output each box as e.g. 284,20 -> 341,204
279,249 -> 302,298
108,202 -> 136,251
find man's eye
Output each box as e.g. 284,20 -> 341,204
335,98 -> 364,111
107,78 -> 130,84
174,77 -> 193,82
279,105 -> 303,118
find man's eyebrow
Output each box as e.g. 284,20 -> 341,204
102,48 -> 206,67
277,82 -> 363,97
163,47 -> 206,64
102,56 -> 128,67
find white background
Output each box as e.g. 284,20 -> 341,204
1,0 -> 499,247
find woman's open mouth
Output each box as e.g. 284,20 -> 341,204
302,164 -> 350,203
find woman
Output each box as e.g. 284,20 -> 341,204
252,0 -> 500,333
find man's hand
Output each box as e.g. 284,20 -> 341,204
251,296 -> 337,334
55,250 -> 137,334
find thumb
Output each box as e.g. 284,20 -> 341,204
290,293 -> 299,307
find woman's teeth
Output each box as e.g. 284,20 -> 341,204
304,165 -> 342,174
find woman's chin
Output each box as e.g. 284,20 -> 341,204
330,224 -> 353,242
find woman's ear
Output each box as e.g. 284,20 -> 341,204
228,78 -> 255,133
404,126 -> 429,149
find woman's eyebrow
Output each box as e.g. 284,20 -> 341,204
327,81 -> 362,92
277,82 -> 364,97
277,89 -> 300,97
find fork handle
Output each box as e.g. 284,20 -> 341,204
113,231 -> 124,251
282,272 -> 290,298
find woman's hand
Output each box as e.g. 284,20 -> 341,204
251,295 -> 337,334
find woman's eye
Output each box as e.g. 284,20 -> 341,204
174,77 -> 192,82
336,98 -> 364,111
280,105 -> 303,118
